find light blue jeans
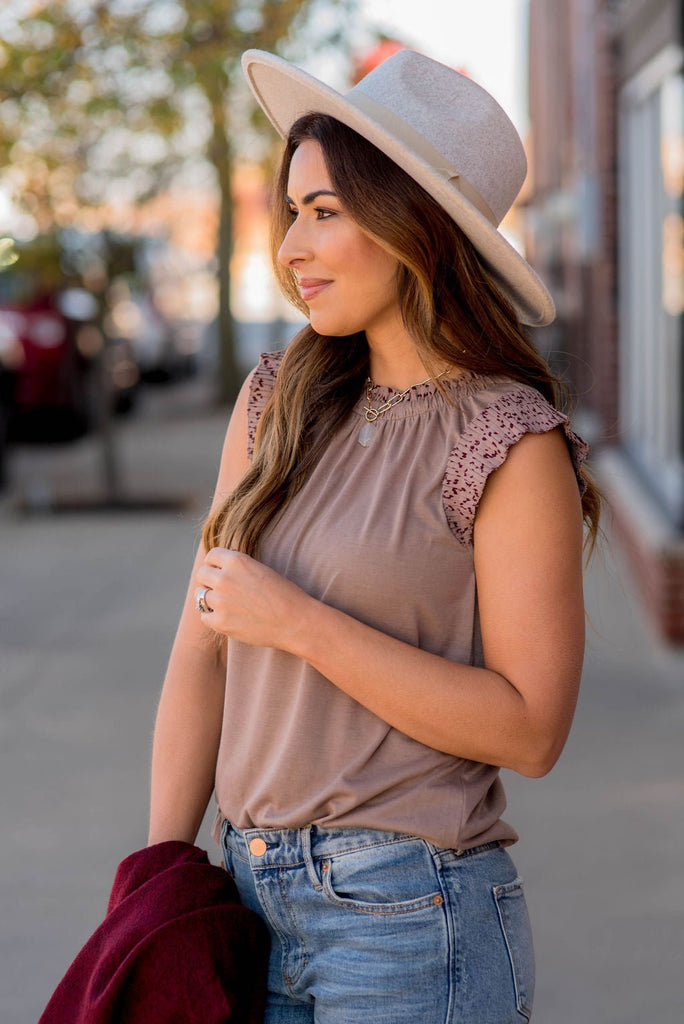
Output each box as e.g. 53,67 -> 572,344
220,822 -> 534,1023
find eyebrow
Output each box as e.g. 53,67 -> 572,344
286,189 -> 338,206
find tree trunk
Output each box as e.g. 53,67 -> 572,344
209,84 -> 240,406
216,175 -> 240,404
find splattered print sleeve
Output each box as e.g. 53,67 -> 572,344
246,350 -> 286,461
442,384 -> 589,548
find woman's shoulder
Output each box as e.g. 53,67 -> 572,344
446,373 -> 580,445
446,371 -> 556,417
442,373 -> 589,547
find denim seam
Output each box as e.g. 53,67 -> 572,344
432,852 -> 460,1024
492,879 -> 532,1019
301,828 -> 323,890
277,867 -> 310,991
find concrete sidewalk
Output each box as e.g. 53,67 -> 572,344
1,376 -> 682,1023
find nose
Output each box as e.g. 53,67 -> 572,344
277,217 -> 310,268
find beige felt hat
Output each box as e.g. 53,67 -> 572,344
242,48 -> 555,327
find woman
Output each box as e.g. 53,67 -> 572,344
149,49 -> 600,1023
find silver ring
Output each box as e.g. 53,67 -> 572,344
195,586 -> 212,614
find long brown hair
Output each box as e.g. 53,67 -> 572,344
203,113 -> 601,556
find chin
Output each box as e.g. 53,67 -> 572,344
308,313 -> 362,337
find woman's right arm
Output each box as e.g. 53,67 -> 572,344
147,371 -> 254,845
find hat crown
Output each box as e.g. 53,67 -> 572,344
350,50 -> 526,225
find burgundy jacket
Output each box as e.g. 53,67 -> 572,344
39,841 -> 269,1023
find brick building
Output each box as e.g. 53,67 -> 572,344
526,0 -> 683,642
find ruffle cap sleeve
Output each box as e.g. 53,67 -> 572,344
247,350 -> 285,459
443,383 -> 589,548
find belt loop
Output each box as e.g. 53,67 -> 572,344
301,826 -> 322,890
454,840 -> 501,859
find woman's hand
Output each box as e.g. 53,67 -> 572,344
195,548 -> 312,650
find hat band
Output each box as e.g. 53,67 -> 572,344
347,91 -> 499,227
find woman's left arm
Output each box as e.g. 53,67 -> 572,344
196,427 -> 585,777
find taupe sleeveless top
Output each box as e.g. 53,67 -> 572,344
212,351 -> 587,850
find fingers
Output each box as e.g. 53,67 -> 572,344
192,549 -> 303,648
196,563 -> 223,590
203,547 -> 239,569
194,552 -> 243,624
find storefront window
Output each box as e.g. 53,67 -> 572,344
619,51 -> 683,526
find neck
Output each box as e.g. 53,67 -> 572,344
366,326 -> 435,391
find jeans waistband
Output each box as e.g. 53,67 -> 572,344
222,822 -> 502,868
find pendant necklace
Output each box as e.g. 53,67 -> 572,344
359,368 -> 449,448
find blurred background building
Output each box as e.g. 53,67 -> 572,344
526,0 -> 683,642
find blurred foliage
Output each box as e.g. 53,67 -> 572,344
2,232 -> 65,292
0,237 -> 19,270
0,0 -> 356,399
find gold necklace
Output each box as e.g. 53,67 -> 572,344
359,369 -> 449,447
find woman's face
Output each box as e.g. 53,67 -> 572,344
277,140 -> 402,341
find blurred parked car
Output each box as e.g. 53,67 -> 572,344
0,320 -> 23,486
0,274 -> 139,446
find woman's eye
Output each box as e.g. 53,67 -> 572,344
286,206 -> 335,221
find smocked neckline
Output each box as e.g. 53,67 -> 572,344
354,370 -> 505,419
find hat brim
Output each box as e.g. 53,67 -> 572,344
242,49 -> 555,327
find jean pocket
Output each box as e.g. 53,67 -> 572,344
493,878 -> 535,1020
319,837 -> 444,916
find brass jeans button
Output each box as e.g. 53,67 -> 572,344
249,837 -> 268,856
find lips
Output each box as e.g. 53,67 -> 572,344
298,278 -> 331,302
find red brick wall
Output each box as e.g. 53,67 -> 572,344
608,500 -> 684,644
527,0 -> 683,646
